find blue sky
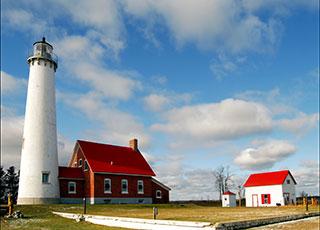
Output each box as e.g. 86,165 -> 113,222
1,0 -> 319,200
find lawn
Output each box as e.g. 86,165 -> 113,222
1,204 -> 319,229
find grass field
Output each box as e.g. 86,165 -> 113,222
1,204 -> 319,229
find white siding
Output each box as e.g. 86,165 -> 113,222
245,185 -> 284,207
222,194 -> 237,207
18,57 -> 59,204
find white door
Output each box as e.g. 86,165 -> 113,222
252,194 -> 258,207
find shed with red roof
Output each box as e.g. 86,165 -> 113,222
59,139 -> 170,204
222,191 -> 236,207
243,170 -> 297,207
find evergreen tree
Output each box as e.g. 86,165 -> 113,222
4,166 -> 19,203
0,166 -> 6,203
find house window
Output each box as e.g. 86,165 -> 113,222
121,179 -> 128,194
42,172 -> 50,184
104,178 -> 111,193
79,158 -> 82,167
84,160 -> 89,171
68,182 -> 76,194
156,190 -> 162,199
137,180 -> 144,194
261,194 -> 271,204
286,179 -> 290,184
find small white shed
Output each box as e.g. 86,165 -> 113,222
222,191 -> 237,207
244,170 -> 297,207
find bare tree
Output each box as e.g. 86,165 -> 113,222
237,185 -> 244,206
213,165 -> 233,201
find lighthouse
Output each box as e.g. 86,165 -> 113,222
17,38 -> 60,204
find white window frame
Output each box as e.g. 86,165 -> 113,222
137,180 -> 144,194
156,190 -> 162,199
84,160 -> 89,171
42,171 -> 50,184
68,181 -> 76,194
121,179 -> 128,194
104,178 -> 112,194
79,158 -> 82,167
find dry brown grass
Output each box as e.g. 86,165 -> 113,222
1,204 -> 319,229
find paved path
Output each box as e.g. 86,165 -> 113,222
53,211 -> 214,230
250,216 -> 320,230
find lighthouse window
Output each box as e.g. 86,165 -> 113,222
79,158 -> 82,167
68,182 -> 76,194
42,172 -> 50,184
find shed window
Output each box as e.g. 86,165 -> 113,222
286,179 -> 290,184
121,179 -> 128,194
79,158 -> 82,167
68,182 -> 76,194
261,194 -> 271,204
156,190 -> 162,199
104,178 -> 111,193
84,160 -> 89,171
137,180 -> 144,194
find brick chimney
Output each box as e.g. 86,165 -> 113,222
129,138 -> 138,151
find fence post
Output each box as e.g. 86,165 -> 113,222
153,207 -> 158,220
305,195 -> 308,212
8,193 -> 13,216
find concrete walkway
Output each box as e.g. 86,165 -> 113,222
52,211 -> 214,230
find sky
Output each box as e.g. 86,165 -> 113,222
1,0 -> 319,200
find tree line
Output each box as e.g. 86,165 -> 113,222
0,166 -> 19,204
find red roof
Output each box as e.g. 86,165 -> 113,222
223,191 -> 236,195
59,166 -> 84,179
77,140 -> 155,176
243,170 -> 296,187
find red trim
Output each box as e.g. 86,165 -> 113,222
261,194 -> 265,204
267,194 -> 271,204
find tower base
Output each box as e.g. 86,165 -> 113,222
17,197 -> 60,205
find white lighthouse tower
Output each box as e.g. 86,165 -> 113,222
17,38 -> 60,204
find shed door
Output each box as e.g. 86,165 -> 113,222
252,194 -> 258,207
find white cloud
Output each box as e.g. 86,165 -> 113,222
122,0 -> 284,53
59,91 -> 151,149
234,140 -> 296,170
57,134 -> 75,166
55,0 -> 125,58
152,99 -> 272,146
153,154 -> 218,200
277,113 -> 319,135
210,54 -> 247,79
55,35 -> 140,101
143,94 -> 170,112
2,9 -> 47,35
1,71 -> 27,95
0,107 -> 24,168
0,105 -> 77,169
294,160 -> 319,196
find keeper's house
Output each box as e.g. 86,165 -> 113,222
244,170 -> 297,207
58,139 -> 170,204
